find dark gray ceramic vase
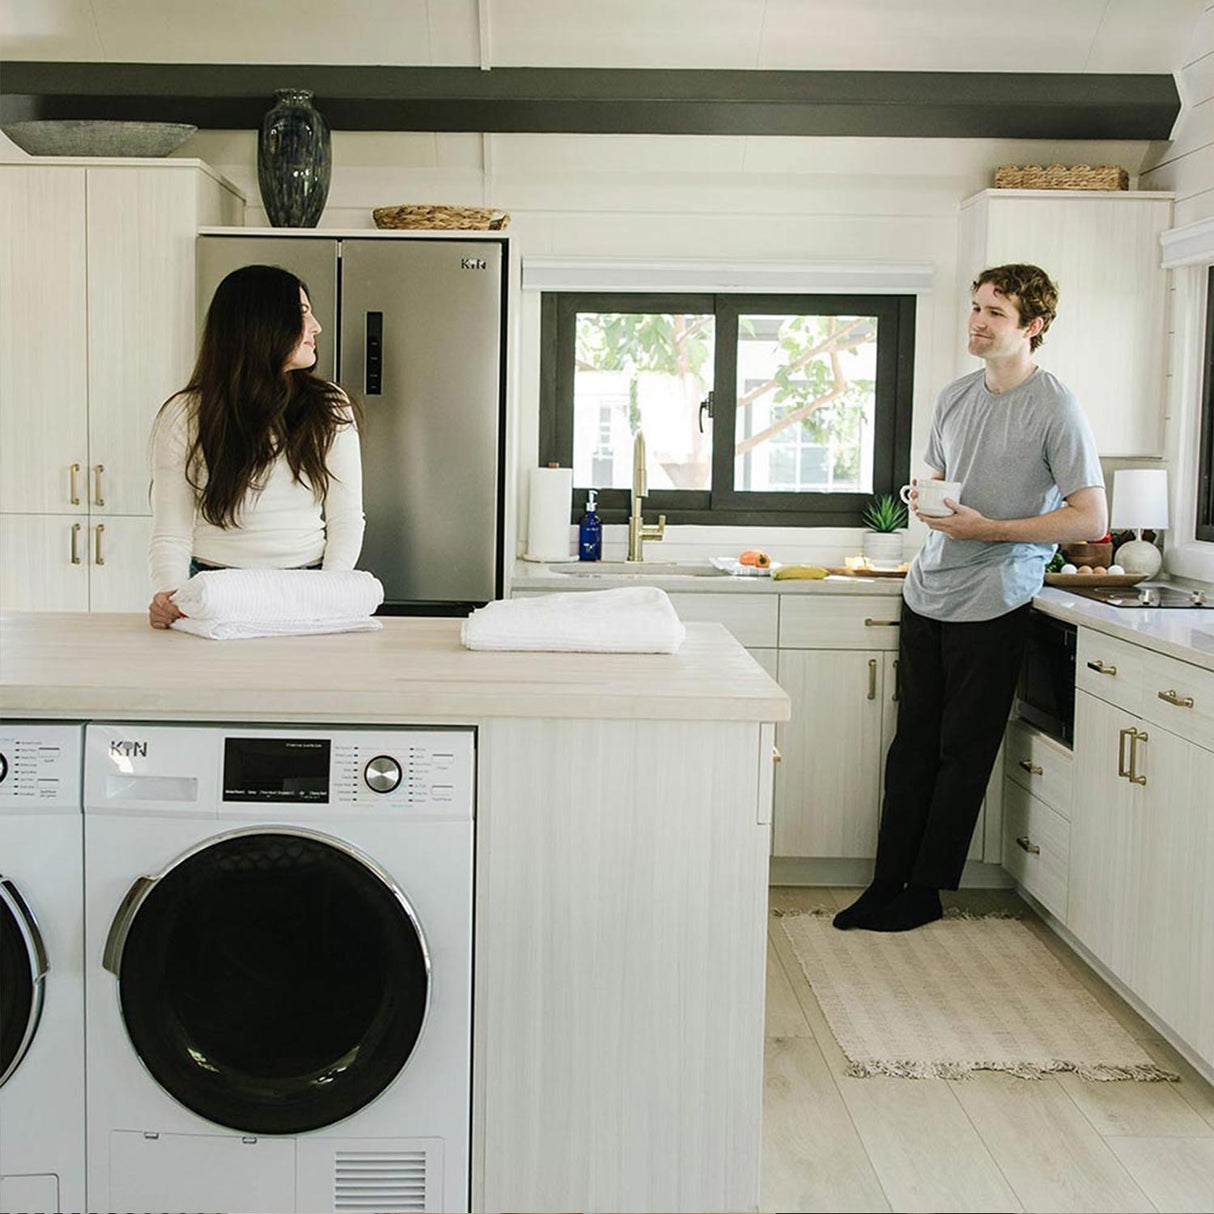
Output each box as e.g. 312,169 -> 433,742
257,89 -> 331,228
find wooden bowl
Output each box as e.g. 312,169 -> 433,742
1060,540 -> 1113,568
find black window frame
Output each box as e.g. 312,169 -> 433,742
539,290 -> 916,527
1196,266 -> 1214,544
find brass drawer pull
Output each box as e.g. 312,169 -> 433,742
70,522 -> 82,565
772,747 -> 782,765
94,523 -> 105,566
867,657 -> 877,701
1157,689 -> 1194,709
864,618 -> 899,627
1015,835 -> 1041,855
1086,660 -> 1117,676
1018,759 -> 1043,775
93,463 -> 105,507
69,462 -> 81,506
1118,726 -> 1133,778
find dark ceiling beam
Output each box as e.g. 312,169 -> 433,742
0,63 -> 1180,139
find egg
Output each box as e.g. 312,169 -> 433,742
1092,566 -> 1107,576
1076,565 -> 1094,575
1060,563 -> 1078,574
1108,564 -> 1125,575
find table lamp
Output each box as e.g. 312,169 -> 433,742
1110,469 -> 1169,577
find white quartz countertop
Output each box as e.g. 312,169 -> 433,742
0,612 -> 791,724
1032,587 -> 1214,672
512,561 -> 907,596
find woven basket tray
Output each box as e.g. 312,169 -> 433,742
994,164 -> 1129,191
372,204 -> 510,230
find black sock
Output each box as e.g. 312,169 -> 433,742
852,882 -> 943,933
832,879 -> 905,930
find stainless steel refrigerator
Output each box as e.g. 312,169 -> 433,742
196,235 -> 505,614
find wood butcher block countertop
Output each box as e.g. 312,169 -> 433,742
0,612 -> 790,724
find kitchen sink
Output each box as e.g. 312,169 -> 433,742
546,561 -> 727,577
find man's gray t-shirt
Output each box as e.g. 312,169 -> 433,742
903,367 -> 1103,623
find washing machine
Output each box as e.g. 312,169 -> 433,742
0,722 -> 86,1214
84,723 -> 474,1214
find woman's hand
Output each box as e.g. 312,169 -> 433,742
148,590 -> 185,630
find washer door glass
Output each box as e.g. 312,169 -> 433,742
116,831 -> 429,1134
0,880 -> 43,1088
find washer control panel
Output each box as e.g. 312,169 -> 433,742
0,723 -> 84,811
331,731 -> 472,811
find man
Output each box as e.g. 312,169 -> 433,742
835,263 -> 1106,933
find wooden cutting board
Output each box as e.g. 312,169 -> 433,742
1044,573 -> 1146,588
825,566 -> 907,578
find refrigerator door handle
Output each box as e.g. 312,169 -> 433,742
365,311 -> 384,394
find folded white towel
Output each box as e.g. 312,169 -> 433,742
461,586 -> 686,653
170,569 -> 384,641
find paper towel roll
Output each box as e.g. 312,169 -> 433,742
525,466 -> 574,561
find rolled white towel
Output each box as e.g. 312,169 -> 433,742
461,586 -> 685,653
170,569 -> 384,641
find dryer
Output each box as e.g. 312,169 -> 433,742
84,723 -> 474,1214
0,722 -> 85,1214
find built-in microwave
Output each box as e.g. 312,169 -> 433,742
1016,612 -> 1077,746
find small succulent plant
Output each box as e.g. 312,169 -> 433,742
862,493 -> 908,533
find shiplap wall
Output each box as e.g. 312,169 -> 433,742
1141,1 -> 1214,223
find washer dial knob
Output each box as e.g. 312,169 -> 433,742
364,755 -> 402,794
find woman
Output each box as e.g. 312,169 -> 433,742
148,264 -> 364,629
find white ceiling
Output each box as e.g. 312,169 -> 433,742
0,0 -> 1201,73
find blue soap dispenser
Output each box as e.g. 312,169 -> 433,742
579,489 -> 602,561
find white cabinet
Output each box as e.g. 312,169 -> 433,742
0,160 -> 243,610
958,189 -> 1173,456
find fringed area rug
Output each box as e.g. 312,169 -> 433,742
776,908 -> 1179,1082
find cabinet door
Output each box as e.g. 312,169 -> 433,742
88,516 -> 153,612
1068,690 -> 1144,979
979,195 -> 1170,456
0,514 -> 89,611
0,167 -> 89,513
1132,726 -> 1213,1051
774,649 -> 884,858
87,168 -> 201,517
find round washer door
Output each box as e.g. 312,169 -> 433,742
111,830 -> 430,1135
0,878 -> 47,1088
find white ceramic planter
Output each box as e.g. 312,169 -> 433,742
862,531 -> 904,564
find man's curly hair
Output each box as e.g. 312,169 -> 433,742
972,264 -> 1059,353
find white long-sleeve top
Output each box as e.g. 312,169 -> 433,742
148,393 -> 365,593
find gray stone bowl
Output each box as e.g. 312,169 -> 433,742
2,121 -> 198,157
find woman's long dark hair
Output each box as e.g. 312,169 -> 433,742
157,264 -> 362,528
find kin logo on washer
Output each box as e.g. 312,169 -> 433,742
109,740 -> 148,758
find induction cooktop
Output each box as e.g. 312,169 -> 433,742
1069,584 -> 1213,609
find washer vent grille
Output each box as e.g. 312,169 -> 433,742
334,1149 -> 428,1211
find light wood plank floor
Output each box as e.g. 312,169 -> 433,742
763,886 -> 1214,1214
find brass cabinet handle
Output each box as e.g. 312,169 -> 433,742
891,658 -> 899,702
867,657 -> 877,700
94,522 -> 105,566
1157,689 -> 1194,709
1118,727 -> 1133,778
1128,728 -> 1148,786
1018,759 -> 1043,775
864,618 -> 899,627
69,462 -> 81,506
70,522 -> 82,565
1086,659 -> 1117,676
1016,835 -> 1041,855
93,463 -> 105,507
772,746 -> 782,765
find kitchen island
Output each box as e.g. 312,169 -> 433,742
0,611 -> 789,1214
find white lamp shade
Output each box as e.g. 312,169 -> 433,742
1110,468 -> 1169,531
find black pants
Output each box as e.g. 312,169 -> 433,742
874,599 -> 1031,890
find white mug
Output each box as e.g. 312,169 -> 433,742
900,479 -> 963,518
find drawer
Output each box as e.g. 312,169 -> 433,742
1140,649 -> 1214,752
666,592 -> 778,648
1002,778 -> 1069,922
1004,719 -> 1073,819
1076,628 -> 1145,714
778,595 -> 901,650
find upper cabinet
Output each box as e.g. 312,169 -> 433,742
0,161 -> 244,516
958,189 -> 1173,458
